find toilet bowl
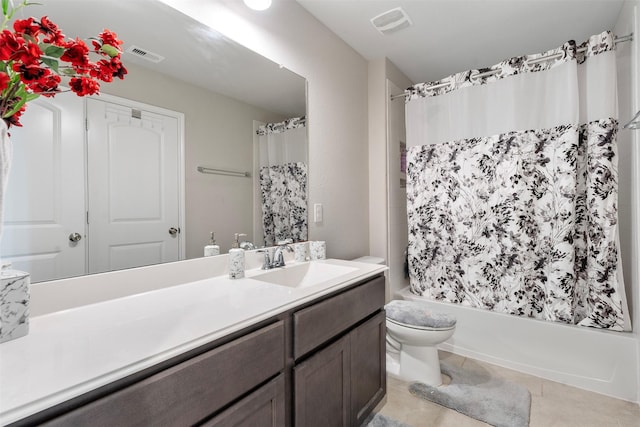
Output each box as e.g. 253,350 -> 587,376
352,256 -> 456,386
385,300 -> 456,385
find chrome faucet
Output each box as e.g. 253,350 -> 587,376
260,239 -> 293,269
258,249 -> 272,270
272,241 -> 293,268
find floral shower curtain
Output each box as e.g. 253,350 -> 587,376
405,31 -> 630,331
258,117 -> 308,246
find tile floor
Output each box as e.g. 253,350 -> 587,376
378,351 -> 640,427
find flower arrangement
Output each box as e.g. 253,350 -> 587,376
0,0 -> 127,127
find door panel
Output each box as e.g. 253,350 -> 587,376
86,98 -> 180,274
0,97 -> 86,282
294,335 -> 350,427
351,311 -> 387,426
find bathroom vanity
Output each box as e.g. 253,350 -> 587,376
0,258 -> 387,427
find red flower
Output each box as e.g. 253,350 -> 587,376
110,57 -> 127,79
61,38 -> 89,67
15,41 -> 42,65
0,72 -> 9,91
0,2 -> 127,128
13,17 -> 40,38
69,76 -> 100,96
39,16 -> 65,45
0,30 -> 24,61
28,73 -> 61,96
90,57 -> 127,82
98,30 -> 122,49
90,59 -> 114,82
12,63 -> 47,83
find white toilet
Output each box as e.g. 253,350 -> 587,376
385,300 -> 456,385
352,256 -> 457,386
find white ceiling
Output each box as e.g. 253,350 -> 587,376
296,0 -> 626,84
23,0 -> 306,117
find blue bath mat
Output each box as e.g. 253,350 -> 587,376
409,362 -> 531,427
365,413 -> 411,427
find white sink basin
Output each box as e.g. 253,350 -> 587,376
249,262 -> 358,288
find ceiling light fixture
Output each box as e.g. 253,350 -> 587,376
243,0 -> 272,11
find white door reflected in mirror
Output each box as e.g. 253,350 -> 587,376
86,98 -> 182,275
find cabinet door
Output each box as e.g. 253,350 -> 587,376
351,311 -> 387,426
201,375 -> 285,427
294,335 -> 350,427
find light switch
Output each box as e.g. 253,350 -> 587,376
314,203 -> 323,223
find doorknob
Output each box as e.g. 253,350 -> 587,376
69,232 -> 82,242
169,227 -> 179,236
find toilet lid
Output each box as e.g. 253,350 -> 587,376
385,300 -> 456,329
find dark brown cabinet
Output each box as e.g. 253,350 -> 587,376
201,374 -> 286,427
292,275 -> 386,427
17,273 -> 386,427
293,311 -> 386,427
294,335 -> 351,427
42,321 -> 286,427
292,275 -> 385,360
351,311 -> 386,426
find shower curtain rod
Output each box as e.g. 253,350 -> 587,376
391,33 -> 633,101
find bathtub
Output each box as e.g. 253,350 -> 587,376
397,286 -> 639,402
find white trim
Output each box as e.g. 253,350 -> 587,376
631,1 -> 640,403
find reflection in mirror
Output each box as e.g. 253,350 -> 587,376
256,117 -> 308,247
0,0 -> 307,283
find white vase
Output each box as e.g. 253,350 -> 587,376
0,119 -> 11,242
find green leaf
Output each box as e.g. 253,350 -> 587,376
60,67 -> 76,76
101,44 -> 119,58
25,92 -> 39,102
4,97 -> 28,118
43,44 -> 65,58
3,82 -> 40,118
22,33 -> 36,44
41,56 -> 59,73
2,0 -> 9,16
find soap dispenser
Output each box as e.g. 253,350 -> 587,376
228,233 -> 246,279
204,232 -> 220,257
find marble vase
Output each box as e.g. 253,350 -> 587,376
0,266 -> 30,343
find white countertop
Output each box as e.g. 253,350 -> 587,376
0,258 -> 386,425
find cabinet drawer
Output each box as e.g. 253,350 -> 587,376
201,374 -> 285,427
293,275 -> 384,360
45,321 -> 285,427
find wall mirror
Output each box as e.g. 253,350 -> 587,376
0,0 -> 308,283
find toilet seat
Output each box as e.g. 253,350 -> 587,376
386,316 -> 456,332
385,300 -> 457,330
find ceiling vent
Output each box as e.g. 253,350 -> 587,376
125,45 -> 165,63
370,7 -> 412,35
